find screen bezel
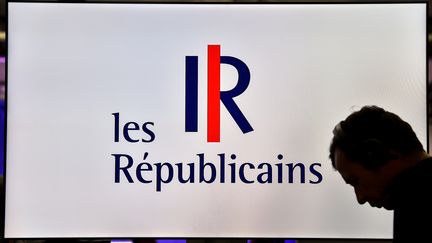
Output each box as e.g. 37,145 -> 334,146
3,1 -> 429,240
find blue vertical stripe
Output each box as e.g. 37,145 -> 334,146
185,56 -> 198,132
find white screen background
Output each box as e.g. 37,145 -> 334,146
6,3 -> 426,239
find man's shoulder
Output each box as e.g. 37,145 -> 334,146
393,158 -> 432,242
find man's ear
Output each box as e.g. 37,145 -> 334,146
388,150 -> 401,160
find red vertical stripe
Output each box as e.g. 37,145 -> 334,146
208,45 -> 220,142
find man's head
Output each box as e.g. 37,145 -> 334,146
329,106 -> 425,209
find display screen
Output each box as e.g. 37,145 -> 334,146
6,2 -> 427,238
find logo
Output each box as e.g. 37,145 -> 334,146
185,45 -> 254,142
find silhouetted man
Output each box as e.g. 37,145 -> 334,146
329,106 -> 432,242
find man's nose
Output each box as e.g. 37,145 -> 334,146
354,187 -> 367,205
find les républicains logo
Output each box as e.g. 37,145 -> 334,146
109,44 -> 323,192
185,44 -> 253,142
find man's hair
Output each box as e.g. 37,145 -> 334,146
329,106 -> 424,169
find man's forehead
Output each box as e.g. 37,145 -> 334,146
334,148 -> 349,171
334,149 -> 355,184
